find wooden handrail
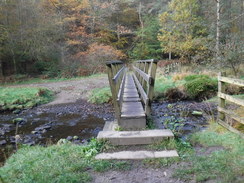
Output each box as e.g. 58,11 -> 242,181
106,60 -> 124,66
106,61 -> 126,121
133,66 -> 152,84
113,66 -> 125,84
136,59 -> 159,63
132,73 -> 149,105
132,59 -> 158,115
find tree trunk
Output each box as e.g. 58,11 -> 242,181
138,1 -> 144,30
216,0 -> 221,65
0,61 -> 3,78
241,0 -> 244,34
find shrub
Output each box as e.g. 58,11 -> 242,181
184,75 -> 217,100
88,87 -> 112,104
172,72 -> 192,81
184,74 -> 210,81
164,87 -> 187,101
154,77 -> 176,99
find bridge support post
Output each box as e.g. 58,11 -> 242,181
107,64 -> 121,121
146,61 -> 158,116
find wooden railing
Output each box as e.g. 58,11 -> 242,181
132,59 -> 158,115
106,61 -> 127,120
217,72 -> 244,137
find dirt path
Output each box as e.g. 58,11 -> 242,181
92,165 -> 184,183
11,75 -> 109,105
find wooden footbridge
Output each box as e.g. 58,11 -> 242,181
106,59 -> 157,130
96,59 -> 178,160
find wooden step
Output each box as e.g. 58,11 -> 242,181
97,129 -> 174,145
95,150 -> 179,160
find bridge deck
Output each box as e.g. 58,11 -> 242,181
120,73 -> 146,129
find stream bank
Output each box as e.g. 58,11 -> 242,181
0,99 -> 217,166
0,100 -> 113,166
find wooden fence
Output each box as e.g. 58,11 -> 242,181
162,62 -> 181,75
217,72 -> 244,137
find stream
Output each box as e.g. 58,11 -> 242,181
0,100 -> 217,166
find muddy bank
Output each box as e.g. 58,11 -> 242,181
0,100 -> 114,165
152,101 -> 217,138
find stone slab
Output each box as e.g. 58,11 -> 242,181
103,121 -> 118,131
95,150 -> 179,160
97,129 -> 174,145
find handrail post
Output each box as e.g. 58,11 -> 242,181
146,61 -> 158,116
107,63 -> 121,121
142,62 -> 149,91
218,72 -> 226,122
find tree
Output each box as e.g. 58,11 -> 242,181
158,0 -> 209,60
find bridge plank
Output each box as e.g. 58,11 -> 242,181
121,102 -> 145,118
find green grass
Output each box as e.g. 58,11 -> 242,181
0,87 -> 53,111
154,76 -> 185,99
174,122 -> 244,183
88,87 -> 112,104
1,73 -> 106,86
0,139 -> 130,183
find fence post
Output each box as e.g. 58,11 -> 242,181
218,72 -> 226,122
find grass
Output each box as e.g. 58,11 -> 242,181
1,73 -> 106,86
0,138 -> 130,183
154,75 -> 185,99
88,87 -> 112,104
174,122 -> 244,183
0,87 -> 53,111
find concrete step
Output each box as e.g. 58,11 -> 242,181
95,150 -> 179,160
97,129 -> 174,145
102,121 -> 118,131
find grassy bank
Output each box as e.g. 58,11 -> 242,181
0,122 -> 243,183
0,139 -> 129,183
174,122 -> 244,183
0,87 -> 53,111
1,73 -> 106,86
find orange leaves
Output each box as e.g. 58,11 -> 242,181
76,43 -> 126,60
